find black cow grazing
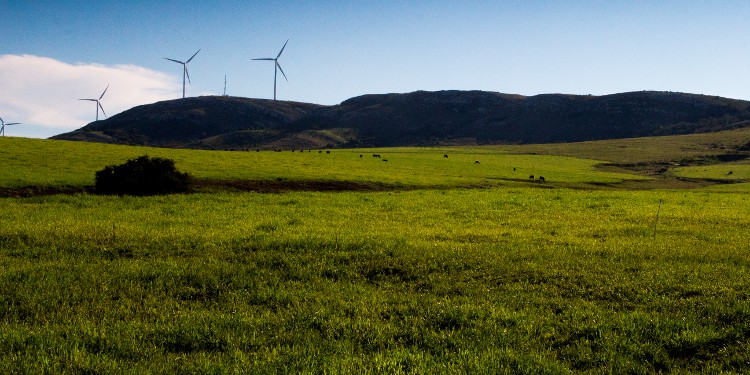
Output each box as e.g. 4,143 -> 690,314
373,154 -> 381,158
513,167 -> 516,171
474,160 -> 480,164
728,171 -> 733,175
360,154 -> 363,158
529,175 -> 534,179
382,159 -> 388,162
326,150 -> 331,154
444,154 -> 448,158
538,176 -> 546,182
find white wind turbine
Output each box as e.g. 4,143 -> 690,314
79,85 -> 109,121
253,40 -> 289,100
165,49 -> 201,99
0,116 -> 21,136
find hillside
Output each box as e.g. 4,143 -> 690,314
52,90 -> 750,149
53,96 -> 324,149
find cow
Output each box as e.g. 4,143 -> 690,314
444,154 -> 448,158
529,175 -> 535,180
538,176 -> 545,182
474,160 -> 480,164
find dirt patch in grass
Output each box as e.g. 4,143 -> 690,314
0,176 -> 744,198
558,177 -> 740,190
0,180 -> 409,197
597,162 -> 675,176
0,186 -> 92,198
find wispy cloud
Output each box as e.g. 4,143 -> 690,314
0,54 -> 180,137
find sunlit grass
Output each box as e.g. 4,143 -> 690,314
2,132 -> 750,372
1,189 -> 750,372
0,137 -> 641,189
673,163 -> 750,180
489,127 -> 750,164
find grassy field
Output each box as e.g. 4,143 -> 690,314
1,135 -> 749,373
0,137 -> 642,190
494,127 -> 750,164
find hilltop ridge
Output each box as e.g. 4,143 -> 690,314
52,90 -> 750,149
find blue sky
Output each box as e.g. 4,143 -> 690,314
2,1 -> 750,138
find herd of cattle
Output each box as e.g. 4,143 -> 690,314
365,152 -> 546,182
226,148 -> 547,182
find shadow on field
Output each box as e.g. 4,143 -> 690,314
0,180 -> 415,198
0,186 -> 92,198
0,176 -> 744,198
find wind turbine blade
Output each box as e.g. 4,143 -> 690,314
277,39 -> 289,59
0,116 -> 4,125
252,58 -> 274,61
98,102 -> 107,118
186,49 -> 201,63
99,85 -> 109,100
165,58 -> 185,64
6,123 -> 20,125
185,66 -> 191,85
79,99 -> 97,102
277,62 -> 288,81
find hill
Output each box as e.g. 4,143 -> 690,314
51,90 -> 750,149
53,96 -> 324,149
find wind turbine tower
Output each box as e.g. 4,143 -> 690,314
253,39 -> 289,100
79,85 -> 109,121
165,49 -> 201,98
0,116 -> 21,136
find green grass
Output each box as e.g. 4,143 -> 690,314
2,188 -> 750,373
674,163 -> 750,180
491,127 -> 750,164
0,138 -> 641,189
1,135 -> 750,372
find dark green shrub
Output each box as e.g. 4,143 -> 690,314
95,155 -> 192,195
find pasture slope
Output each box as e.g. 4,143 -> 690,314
0,132 -> 749,373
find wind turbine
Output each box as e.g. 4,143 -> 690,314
253,39 -> 289,100
165,49 -> 201,98
79,85 -> 109,121
0,116 -> 21,136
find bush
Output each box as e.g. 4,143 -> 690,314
95,155 -> 192,196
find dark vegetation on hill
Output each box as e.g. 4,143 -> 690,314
51,91 -> 750,150
54,97 -> 323,149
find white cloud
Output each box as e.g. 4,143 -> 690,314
0,54 -> 181,137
